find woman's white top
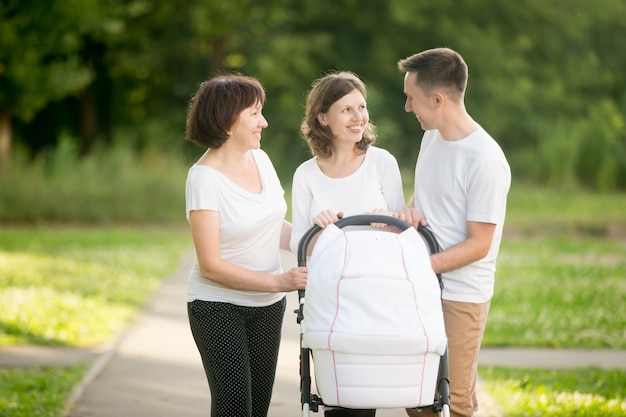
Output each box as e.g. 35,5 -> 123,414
185,149 -> 286,307
290,146 -> 405,253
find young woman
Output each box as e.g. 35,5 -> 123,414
290,71 -> 405,417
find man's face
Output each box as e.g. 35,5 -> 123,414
403,72 -> 436,131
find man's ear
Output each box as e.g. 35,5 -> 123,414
433,92 -> 444,106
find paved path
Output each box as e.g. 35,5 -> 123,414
1,250 -> 625,417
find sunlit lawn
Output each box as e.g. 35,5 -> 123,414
477,185 -> 626,416
1,184 -> 626,417
0,226 -> 191,417
0,227 -> 191,347
0,364 -> 86,417
484,236 -> 626,349
480,366 -> 626,417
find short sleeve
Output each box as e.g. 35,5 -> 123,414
379,149 -> 406,212
185,165 -> 219,220
290,162 -> 315,253
467,159 -> 511,224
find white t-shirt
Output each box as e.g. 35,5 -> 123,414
290,146 -> 405,253
185,149 -> 286,307
414,126 -> 511,303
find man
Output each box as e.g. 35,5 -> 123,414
395,48 -> 511,417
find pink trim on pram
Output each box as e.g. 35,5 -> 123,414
301,222 -> 446,409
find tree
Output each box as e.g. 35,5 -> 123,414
0,0 -> 103,169
4,0 -> 625,189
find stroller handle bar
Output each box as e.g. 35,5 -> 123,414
297,214 -> 441,267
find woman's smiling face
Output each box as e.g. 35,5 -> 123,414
229,101 -> 268,150
320,89 -> 369,144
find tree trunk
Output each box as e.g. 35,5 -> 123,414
0,107 -> 11,172
80,87 -> 98,155
208,37 -> 228,75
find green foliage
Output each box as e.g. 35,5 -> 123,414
0,134 -> 191,225
573,100 -> 626,191
4,0 -> 626,189
0,227 -> 191,346
504,184 -> 626,236
0,364 -> 86,417
0,0 -> 99,120
526,119 -> 581,189
480,366 -> 626,417
521,100 -> 626,191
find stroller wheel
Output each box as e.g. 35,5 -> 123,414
324,408 -> 376,417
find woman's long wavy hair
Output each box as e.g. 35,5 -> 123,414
301,71 -> 376,158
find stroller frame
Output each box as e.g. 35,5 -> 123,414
295,214 -> 450,417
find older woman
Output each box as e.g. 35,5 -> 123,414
184,73 -> 307,417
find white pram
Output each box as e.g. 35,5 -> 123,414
295,215 -> 450,417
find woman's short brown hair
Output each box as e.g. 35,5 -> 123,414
186,74 -> 266,149
301,71 -> 376,158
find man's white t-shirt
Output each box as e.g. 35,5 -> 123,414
185,149 -> 286,307
414,126 -> 511,303
290,146 -> 405,253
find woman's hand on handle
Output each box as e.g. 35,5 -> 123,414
312,210 -> 344,229
276,267 -> 307,291
368,208 -> 393,229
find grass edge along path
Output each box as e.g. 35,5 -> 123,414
0,226 -> 191,417
0,365 -> 87,417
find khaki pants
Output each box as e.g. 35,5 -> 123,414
406,299 -> 491,417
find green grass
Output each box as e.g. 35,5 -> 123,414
504,183 -> 626,238
0,365 -> 86,417
484,236 -> 626,348
477,193 -> 626,415
0,227 -> 192,417
0,227 -> 191,347
476,187 -> 626,415
480,366 -> 626,417
2,159 -> 626,417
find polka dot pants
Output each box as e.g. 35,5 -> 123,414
188,297 -> 286,417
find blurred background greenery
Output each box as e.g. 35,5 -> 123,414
1,0 -> 626,225
1,4 -> 625,414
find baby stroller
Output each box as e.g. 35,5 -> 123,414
295,214 -> 450,417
